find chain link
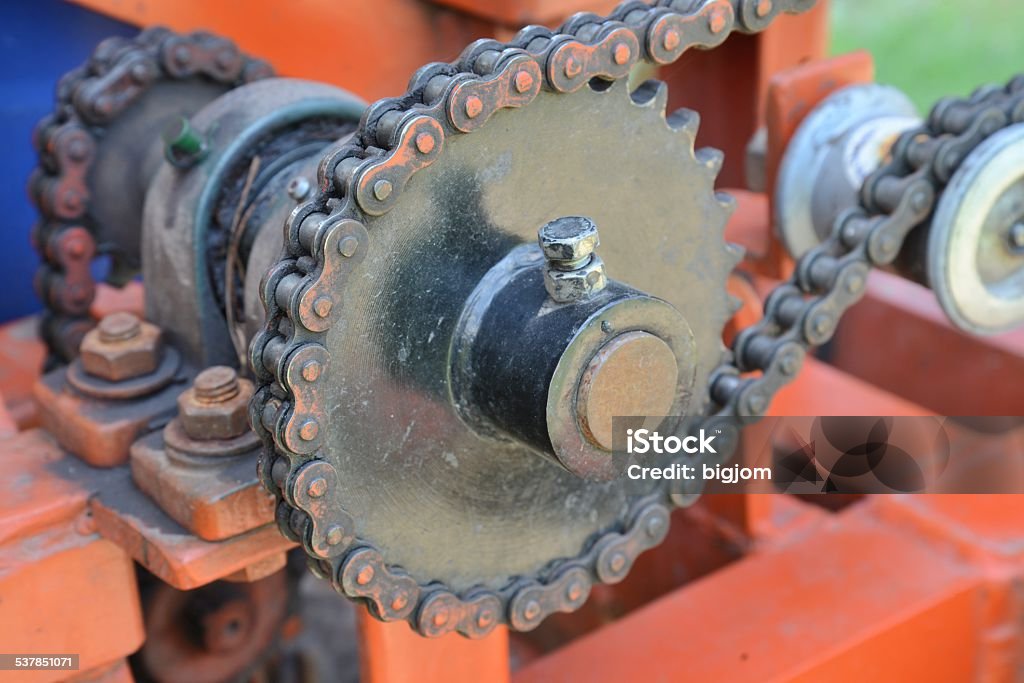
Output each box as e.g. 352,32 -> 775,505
29,28 -> 273,364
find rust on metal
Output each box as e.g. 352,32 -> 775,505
80,312 -> 163,382
90,464 -> 294,590
131,424 -> 272,541
446,54 -> 542,132
33,365 -> 182,468
177,366 -> 252,441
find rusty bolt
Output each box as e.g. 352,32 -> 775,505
564,57 -> 582,79
709,6 -> 729,33
312,296 -> 333,318
538,216 -> 607,303
94,95 -> 114,117
663,29 -> 681,51
612,42 -> 631,66
464,96 -> 484,119
338,236 -> 359,258
215,48 -> 237,71
66,136 -> 90,162
414,132 -> 436,155
177,366 -> 254,441
307,476 -> 328,498
356,565 -> 375,585
80,312 -> 163,382
513,70 -> 534,94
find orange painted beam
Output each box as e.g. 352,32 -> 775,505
0,430 -> 144,682
771,355 -> 932,418
832,270 -> 1024,416
71,0 -> 497,103
358,611 -> 510,683
90,468 -> 295,590
515,497 -> 983,682
427,0 -> 618,26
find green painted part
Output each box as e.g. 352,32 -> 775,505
163,116 -> 206,157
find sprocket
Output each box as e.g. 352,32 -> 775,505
252,0 -> 817,637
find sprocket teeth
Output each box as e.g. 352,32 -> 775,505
696,147 -> 725,178
630,79 -> 668,114
715,191 -> 738,217
725,241 -> 745,267
667,108 -> 700,139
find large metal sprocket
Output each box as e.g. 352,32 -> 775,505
302,79 -> 730,587
252,0 -> 817,637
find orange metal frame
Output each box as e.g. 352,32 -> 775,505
4,1 -> 1023,681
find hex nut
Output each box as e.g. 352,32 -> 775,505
80,314 -> 163,382
178,374 -> 254,442
544,255 -> 607,303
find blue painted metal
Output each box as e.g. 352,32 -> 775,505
0,1 -> 136,322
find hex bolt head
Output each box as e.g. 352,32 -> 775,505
538,216 -> 607,303
80,312 -> 163,382
538,216 -> 600,265
178,366 -> 254,442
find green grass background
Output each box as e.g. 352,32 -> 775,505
830,0 -> 1024,112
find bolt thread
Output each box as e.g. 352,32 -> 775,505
98,312 -> 141,342
194,365 -> 241,403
